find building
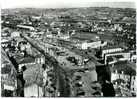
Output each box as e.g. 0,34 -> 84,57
1,29 -> 12,48
102,46 -> 124,58
130,75 -> 137,94
23,64 -> 44,97
71,32 -> 107,49
1,38 -> 11,48
130,55 -> 137,62
105,52 -> 131,64
35,54 -> 45,64
11,31 -> 20,38
110,61 -> 136,96
24,84 -> 43,97
1,48 -> 17,97
32,16 -> 41,20
80,40 -> 102,49
17,25 -> 35,31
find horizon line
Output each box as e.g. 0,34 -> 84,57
1,6 -> 136,10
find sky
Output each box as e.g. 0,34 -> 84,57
1,0 -> 136,9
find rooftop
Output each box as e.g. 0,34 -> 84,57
71,32 -> 100,42
17,25 -> 35,30
102,45 -> 123,50
23,64 -> 44,87
14,54 -> 35,65
113,61 -> 136,75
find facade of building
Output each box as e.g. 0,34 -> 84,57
24,84 -> 43,97
81,41 -> 102,49
1,48 -> 17,97
130,75 -> 137,93
23,64 -> 44,97
76,40 -> 107,50
102,47 -> 124,58
105,52 -> 131,64
110,61 -> 136,96
130,55 -> 137,63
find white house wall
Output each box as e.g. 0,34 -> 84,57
24,84 -> 43,97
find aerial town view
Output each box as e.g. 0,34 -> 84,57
1,1 -> 136,97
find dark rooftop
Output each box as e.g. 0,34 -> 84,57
113,61 -> 136,75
